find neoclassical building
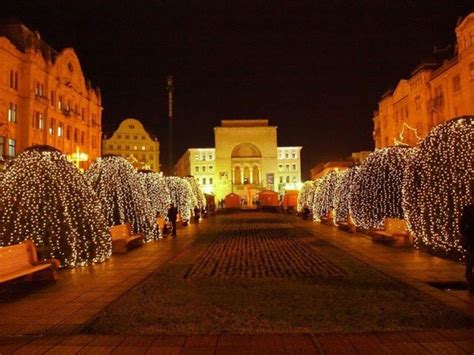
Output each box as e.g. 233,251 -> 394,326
174,119 -> 302,202
102,118 -> 160,172
0,20 -> 102,168
373,12 -> 474,148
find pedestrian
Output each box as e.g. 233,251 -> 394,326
460,203 -> 474,291
167,204 -> 178,237
193,206 -> 200,223
156,211 -> 165,238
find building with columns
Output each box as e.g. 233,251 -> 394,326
0,20 -> 102,169
174,119 -> 302,203
373,12 -> 474,148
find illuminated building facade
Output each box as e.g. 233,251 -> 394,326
174,119 -> 302,202
102,118 -> 160,172
0,21 -> 102,168
310,151 -> 371,180
373,12 -> 474,148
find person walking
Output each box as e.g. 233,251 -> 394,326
167,204 -> 179,237
461,203 -> 474,291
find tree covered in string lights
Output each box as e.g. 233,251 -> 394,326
164,176 -> 196,222
138,170 -> 171,219
350,146 -> 413,230
297,180 -> 317,213
85,155 -> 158,241
0,146 -> 112,267
184,176 -> 206,210
312,170 -> 343,221
334,167 -> 358,225
403,116 -> 474,260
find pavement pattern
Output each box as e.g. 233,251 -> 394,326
1,212 -> 474,354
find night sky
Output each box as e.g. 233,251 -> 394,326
3,0 -> 473,178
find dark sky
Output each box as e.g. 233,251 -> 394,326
4,0 -> 473,178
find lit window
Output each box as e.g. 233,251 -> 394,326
8,138 -> 15,157
195,154 -> 200,160
57,123 -> 63,137
48,119 -> 54,135
8,103 -> 17,123
35,112 -> 44,130
141,146 -> 146,150
134,146 -> 138,150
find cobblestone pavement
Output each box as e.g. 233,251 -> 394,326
1,212 -> 474,354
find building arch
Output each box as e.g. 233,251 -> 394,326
231,143 -> 261,158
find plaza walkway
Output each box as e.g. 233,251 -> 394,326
1,212 -> 474,354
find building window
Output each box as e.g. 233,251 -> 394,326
57,123 -> 63,137
203,178 -> 207,185
81,131 -> 85,145
125,135 -> 130,139
209,165 -> 214,172
285,153 -> 289,159
278,164 -> 283,171
208,154 -> 213,160
286,176 -> 290,183
108,145 -> 113,149
452,75 -> 461,92
74,128 -> 78,143
125,145 -> 130,150
133,146 -> 138,150
279,176 -> 283,184
292,153 -> 296,159
48,119 -> 54,135
134,136 -> 138,140
293,176 -> 297,183
0,136 -> 4,158
9,70 -> 18,90
141,146 -> 146,150
34,112 -> 44,130
470,62 -> 474,79
117,134 -> 122,139
434,86 -> 443,108
117,145 -> 122,149
58,95 -> 63,111
195,166 -> 199,173
278,153 -> 282,159
286,164 -> 290,171
34,81 -> 44,97
292,164 -> 297,171
141,136 -> 145,140
8,103 -> 17,123
8,139 -> 16,157
194,154 -> 200,160
66,126 -> 71,140
50,91 -> 55,106
149,154 -> 153,160
202,166 -> 206,172
209,178 -> 213,184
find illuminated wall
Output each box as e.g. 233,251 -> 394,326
102,118 -> 160,172
0,21 -> 102,168
373,12 -> 474,148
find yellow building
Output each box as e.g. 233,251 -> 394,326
174,119 -> 302,203
102,118 -> 160,172
373,13 -> 474,148
0,20 -> 102,168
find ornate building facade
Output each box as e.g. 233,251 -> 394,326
0,21 -> 102,168
373,12 -> 474,148
102,118 -> 160,172
174,119 -> 302,202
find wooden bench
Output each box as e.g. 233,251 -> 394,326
0,240 -> 60,284
110,224 -> 144,254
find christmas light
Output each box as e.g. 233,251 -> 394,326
333,167 -> 358,225
350,146 -> 413,230
138,170 -> 171,220
0,146 -> 112,267
297,180 -> 317,212
85,155 -> 158,241
403,116 -> 474,260
312,170 -> 343,222
184,176 -> 206,210
163,176 -> 196,222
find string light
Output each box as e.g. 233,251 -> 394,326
184,176 -> 206,210
403,116 -> 474,260
85,155 -> 158,242
138,170 -> 171,221
297,180 -> 317,212
334,167 -> 358,226
0,146 -> 112,267
350,146 -> 413,230
163,176 -> 196,222
312,170 -> 343,222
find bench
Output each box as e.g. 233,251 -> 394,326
110,224 -> 144,254
0,240 -> 60,284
